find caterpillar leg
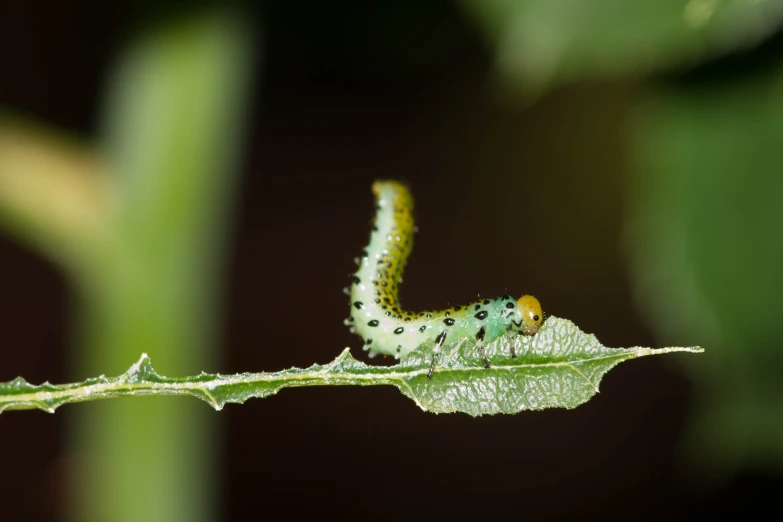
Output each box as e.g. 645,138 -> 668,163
362,336 -> 377,358
427,331 -> 448,380
476,326 -> 490,368
506,324 -> 518,359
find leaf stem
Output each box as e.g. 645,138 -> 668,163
0,338 -> 703,415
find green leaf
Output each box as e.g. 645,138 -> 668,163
462,0 -> 783,93
0,317 -> 701,417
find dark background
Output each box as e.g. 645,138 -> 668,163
0,2 -> 779,521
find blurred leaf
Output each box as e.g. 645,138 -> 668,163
94,9 -> 254,375
0,121 -> 113,271
69,9 -> 256,522
0,317 -> 701,417
627,58 -> 783,475
462,0 -> 783,94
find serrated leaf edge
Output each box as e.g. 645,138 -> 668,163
0,345 -> 702,414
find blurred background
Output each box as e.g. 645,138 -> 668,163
0,1 -> 782,521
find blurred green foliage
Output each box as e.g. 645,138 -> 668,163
0,8 -> 254,522
465,0 -> 783,478
628,63 -> 783,476
463,0 -> 783,94
72,11 -> 254,522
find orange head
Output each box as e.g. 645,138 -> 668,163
517,295 -> 543,334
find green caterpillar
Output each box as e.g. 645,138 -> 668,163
345,181 -> 544,378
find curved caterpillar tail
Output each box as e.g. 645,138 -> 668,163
347,181 -> 543,377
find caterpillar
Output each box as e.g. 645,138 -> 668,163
345,180 -> 543,378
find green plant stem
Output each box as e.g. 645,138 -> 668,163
66,10 -> 255,522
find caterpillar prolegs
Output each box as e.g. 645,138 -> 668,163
345,181 -> 543,378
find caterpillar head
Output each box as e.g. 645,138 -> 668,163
516,295 -> 543,335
